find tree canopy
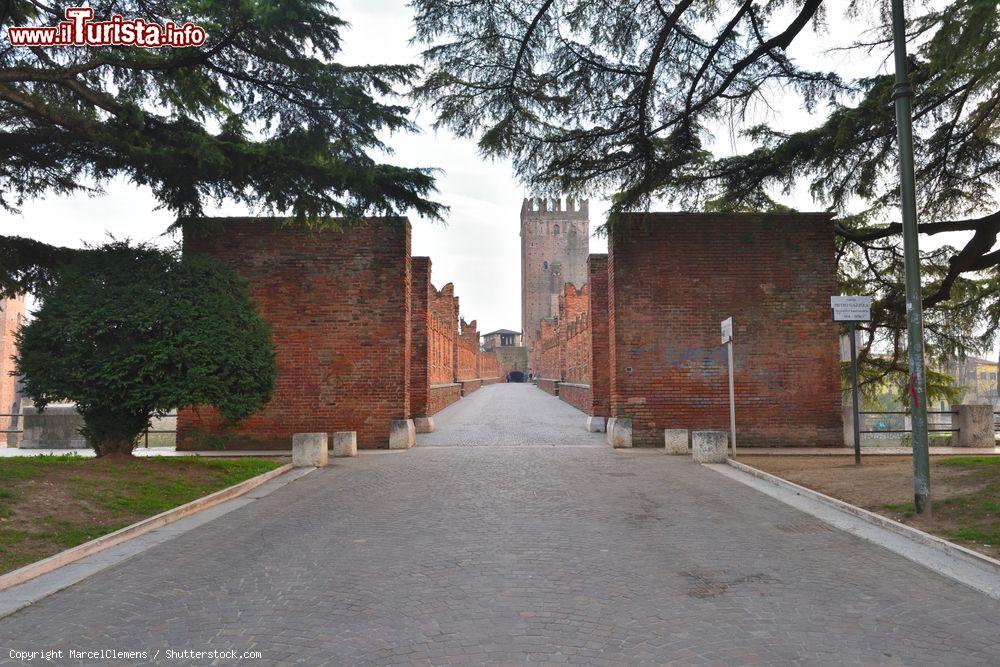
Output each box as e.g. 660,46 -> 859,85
15,242 -> 276,456
0,0 -> 441,221
413,0 -> 1000,395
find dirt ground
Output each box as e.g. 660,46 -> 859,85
740,455 -> 1000,559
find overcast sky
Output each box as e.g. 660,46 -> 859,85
2,0 -> 997,357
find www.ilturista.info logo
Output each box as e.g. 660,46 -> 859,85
7,7 -> 207,48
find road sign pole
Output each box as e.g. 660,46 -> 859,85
849,322 -> 861,465
727,338 -> 736,459
891,0 -> 931,515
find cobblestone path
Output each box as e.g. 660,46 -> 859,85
1,384 -> 997,665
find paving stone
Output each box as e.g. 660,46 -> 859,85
0,384 -> 997,665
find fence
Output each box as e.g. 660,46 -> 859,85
141,413 -> 177,448
0,412 -> 22,442
860,410 -> 1000,443
858,410 -> 957,436
0,411 -> 177,448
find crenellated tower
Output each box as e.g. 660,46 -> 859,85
520,196 -> 589,362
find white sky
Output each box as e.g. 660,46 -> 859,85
1,0 -> 996,357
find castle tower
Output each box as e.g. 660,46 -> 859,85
520,196 -> 589,362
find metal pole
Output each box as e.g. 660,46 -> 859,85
849,322 -> 861,465
727,339 -> 737,458
891,0 -> 931,514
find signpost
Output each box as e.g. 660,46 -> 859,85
721,317 -> 736,458
832,296 -> 872,465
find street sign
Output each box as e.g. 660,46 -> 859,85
831,295 -> 871,465
720,317 -> 733,343
721,316 -> 736,458
831,296 -> 872,322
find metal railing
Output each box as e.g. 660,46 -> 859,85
142,412 -> 177,448
0,412 -> 22,435
0,411 -> 177,447
859,410 -> 957,435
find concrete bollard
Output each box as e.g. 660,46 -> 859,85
692,431 -> 728,463
389,419 -> 416,449
413,416 -> 435,433
292,433 -> 328,467
608,418 -> 633,448
663,429 -> 689,455
586,416 -> 606,433
954,404 -> 995,448
605,418 -> 617,446
330,431 -> 357,457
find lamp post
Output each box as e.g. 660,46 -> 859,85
890,0 -> 931,514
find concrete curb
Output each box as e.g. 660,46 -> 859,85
0,462 -> 293,593
716,459 -> 1000,600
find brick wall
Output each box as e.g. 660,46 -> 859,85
0,296 -> 24,445
607,213 -> 841,447
556,282 -> 592,413
429,283 -> 458,386
410,257 -> 432,418
496,347 -> 529,378
177,218 -> 410,450
480,351 -> 501,379
455,319 -> 479,382
588,255 -> 611,418
560,283 -> 590,384
537,318 -> 561,383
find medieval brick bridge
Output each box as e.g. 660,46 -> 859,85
1,382 -> 997,664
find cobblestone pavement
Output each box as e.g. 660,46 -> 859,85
1,384 -> 999,665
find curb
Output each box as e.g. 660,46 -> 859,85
0,462 -> 294,593
723,458 -> 1000,598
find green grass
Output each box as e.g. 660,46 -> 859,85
0,456 -> 281,575
937,456 -> 1000,468
885,456 -> 1000,551
70,457 -> 278,516
0,454 -> 84,481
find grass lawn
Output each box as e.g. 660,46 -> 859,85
741,455 -> 1000,559
0,455 -> 283,576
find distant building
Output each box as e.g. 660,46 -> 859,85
482,329 -> 522,351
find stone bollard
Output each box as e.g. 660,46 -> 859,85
389,419 -> 416,449
413,416 -> 435,434
663,429 -> 689,455
605,418 -> 617,446
330,431 -> 357,457
954,404 -> 995,448
692,431 -> 728,463
586,416 -> 606,433
292,433 -> 328,467
608,418 -> 633,448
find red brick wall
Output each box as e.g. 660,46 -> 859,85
560,283 -> 590,384
410,257 -> 432,418
480,351 -> 501,379
588,255 -> 611,418
429,384 -> 461,414
537,318 -> 561,381
429,283 -> 457,386
0,296 -> 24,445
558,383 -> 590,412
177,218 -> 410,450
607,213 -> 841,447
455,319 -> 479,382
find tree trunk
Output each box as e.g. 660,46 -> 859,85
91,436 -> 137,457
80,407 -> 149,457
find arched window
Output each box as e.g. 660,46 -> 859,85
543,261 -> 548,270
553,224 -> 560,235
